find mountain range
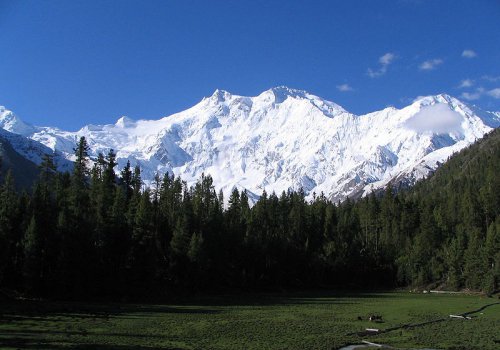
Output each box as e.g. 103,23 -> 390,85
1,87 -> 499,201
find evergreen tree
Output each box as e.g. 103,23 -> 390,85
39,153 -> 57,191
483,218 -> 500,293
22,215 -> 42,294
0,171 -> 20,288
120,160 -> 133,201
463,229 -> 488,290
444,232 -> 466,289
65,136 -> 93,298
73,136 -> 90,182
169,190 -> 194,286
128,189 -> 156,293
131,165 -> 142,194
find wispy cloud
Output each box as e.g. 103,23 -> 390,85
379,52 -> 396,65
367,52 -> 397,78
367,69 -> 382,78
460,91 -> 482,101
462,50 -> 477,58
482,75 -> 500,82
458,79 -> 474,88
487,88 -> 500,99
460,87 -> 500,101
336,84 -> 354,92
419,58 -> 443,71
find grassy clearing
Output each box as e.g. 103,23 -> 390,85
0,291 -> 498,350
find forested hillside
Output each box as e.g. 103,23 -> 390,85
0,129 -> 498,300
399,128 -> 500,291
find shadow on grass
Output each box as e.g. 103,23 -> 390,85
0,291 -> 390,320
1,329 -> 173,339
0,291 -> 397,323
0,291 -> 399,349
178,290 -> 395,307
0,300 -> 221,322
0,336 -> 181,349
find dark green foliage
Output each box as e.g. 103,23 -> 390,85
0,171 -> 22,289
0,129 -> 499,299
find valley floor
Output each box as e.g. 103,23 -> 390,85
0,291 -> 498,350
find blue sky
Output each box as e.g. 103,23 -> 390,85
0,0 -> 499,130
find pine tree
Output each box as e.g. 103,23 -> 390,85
131,165 -> 142,194
104,149 -> 117,185
65,136 -> 94,298
169,190 -> 194,286
128,190 -> 157,293
463,229 -> 488,289
0,171 -> 20,287
482,219 -> 499,293
22,215 -> 42,294
444,233 -> 466,289
71,137 -> 91,217
39,153 -> 57,191
73,136 -> 90,182
120,160 -> 133,201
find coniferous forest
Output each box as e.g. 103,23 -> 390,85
0,129 -> 499,300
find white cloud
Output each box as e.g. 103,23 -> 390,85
482,75 -> 500,82
379,53 -> 396,65
367,68 -> 384,78
419,58 -> 443,71
404,103 -> 463,133
487,88 -> 500,99
458,79 -> 474,88
336,84 -> 354,92
460,91 -> 482,101
460,87 -> 500,100
462,50 -> 477,58
367,52 -> 397,78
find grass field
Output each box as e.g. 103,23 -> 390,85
0,291 -> 498,350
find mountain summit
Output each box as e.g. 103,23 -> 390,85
0,106 -> 36,136
1,88 -> 499,201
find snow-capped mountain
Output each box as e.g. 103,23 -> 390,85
0,129 -> 42,189
1,88 -> 499,201
0,107 -> 73,172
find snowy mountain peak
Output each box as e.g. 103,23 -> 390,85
265,86 -> 309,102
0,89 -> 498,203
253,86 -> 348,118
258,86 -> 313,103
0,106 -> 36,136
208,89 -> 233,103
115,116 -> 135,128
411,93 -> 466,109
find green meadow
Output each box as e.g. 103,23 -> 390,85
1,292 -> 498,350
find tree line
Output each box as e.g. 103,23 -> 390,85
0,130 -> 498,300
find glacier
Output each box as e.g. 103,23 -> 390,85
1,87 -> 499,202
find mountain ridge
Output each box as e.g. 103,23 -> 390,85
1,88 -> 499,201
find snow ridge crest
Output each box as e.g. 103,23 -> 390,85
1,87 -> 499,203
